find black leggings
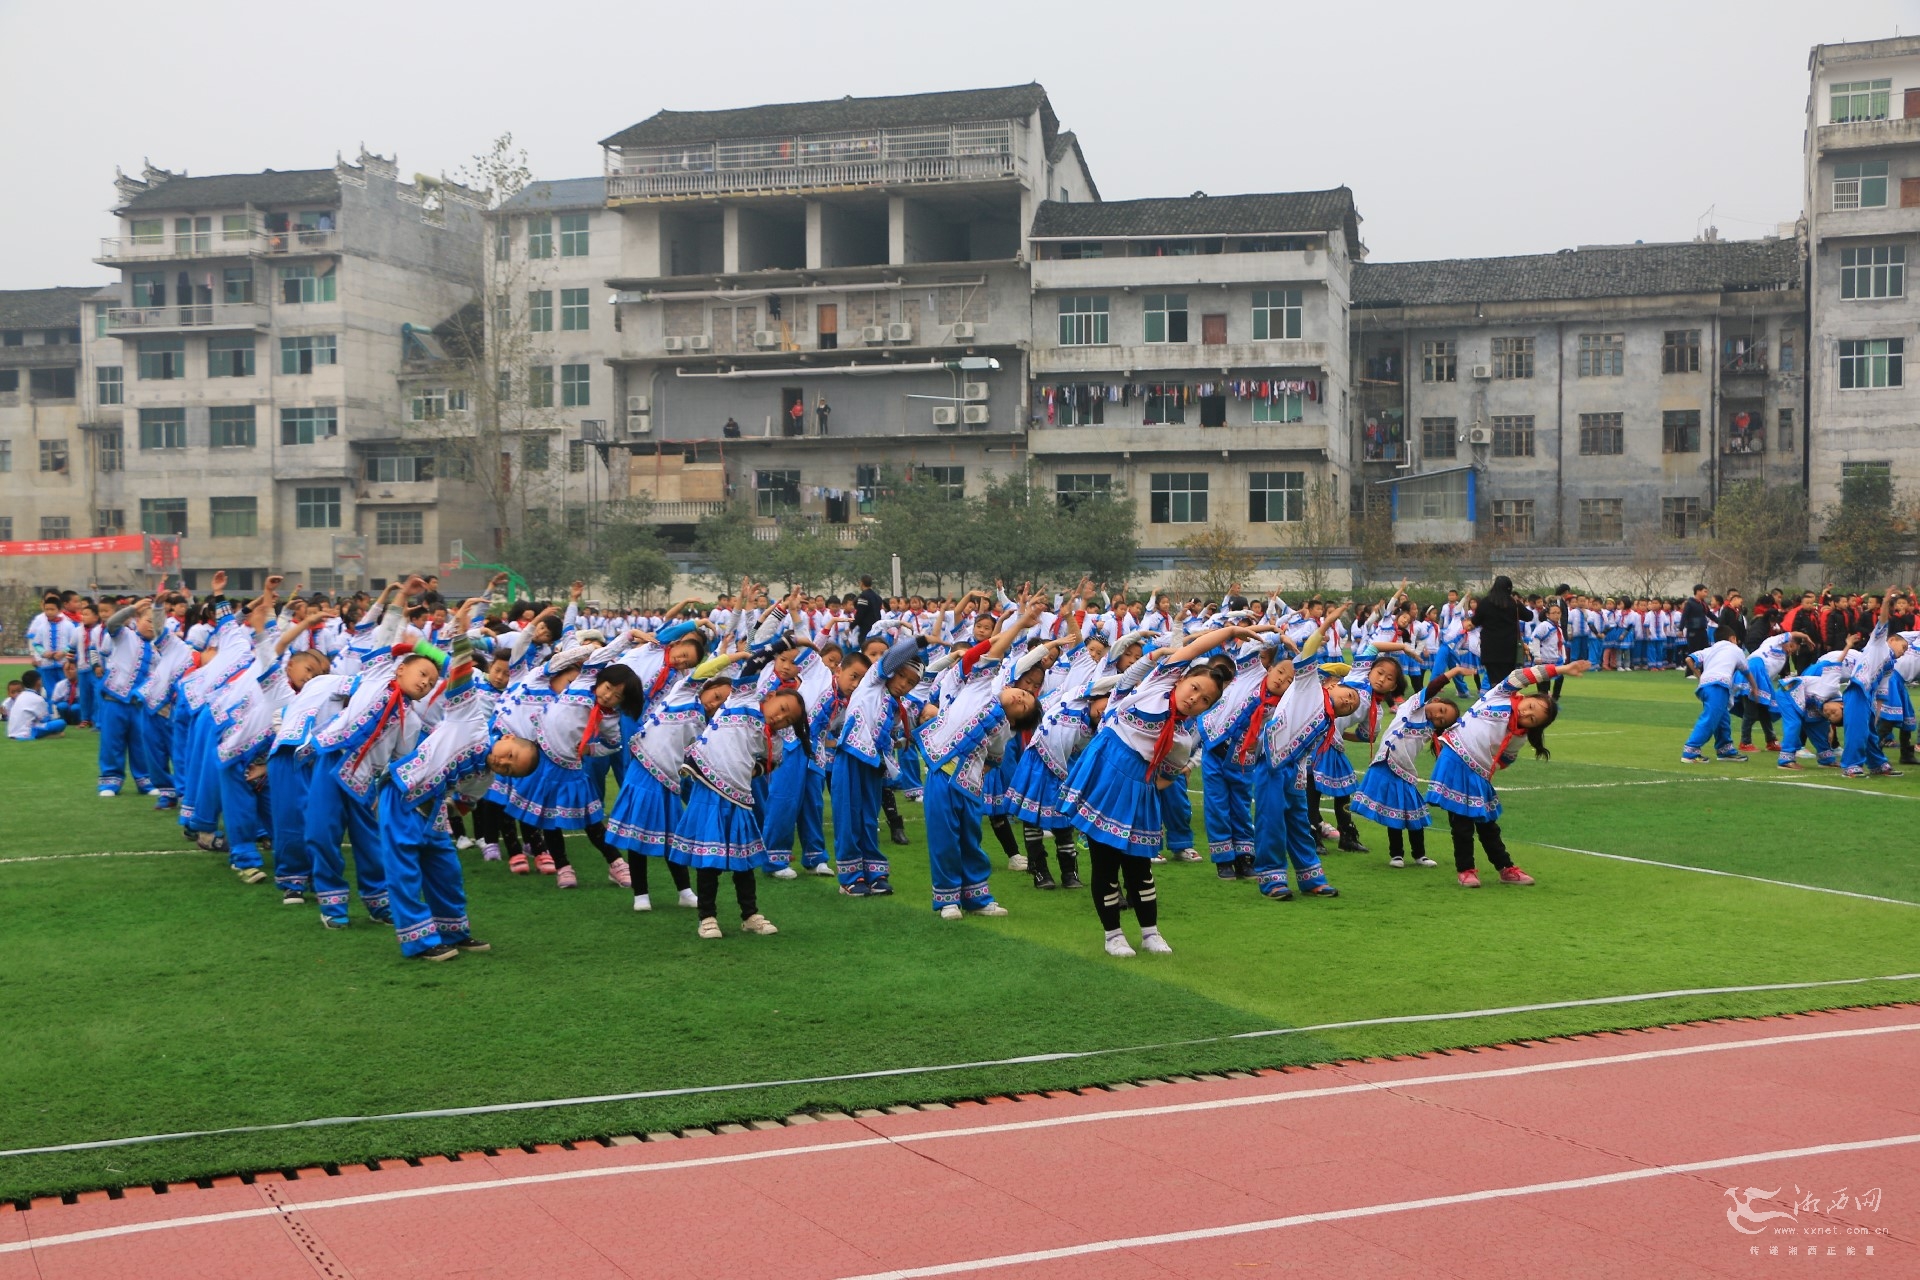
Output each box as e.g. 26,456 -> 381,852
1308,783 -> 1356,837
695,867 -> 758,921
474,799 -> 516,851
988,813 -> 1020,860
1386,827 -> 1428,861
531,823 -> 620,870
1088,840 -> 1157,931
1447,812 -> 1513,873
1020,823 -> 1075,861
634,856 -> 691,898
1739,699 -> 1777,746
881,788 -> 904,827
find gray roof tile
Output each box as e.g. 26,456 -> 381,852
601,84 -> 1055,149
499,177 -> 607,213
1352,239 -> 1802,308
0,286 -> 98,329
118,169 -> 340,213
1029,188 -> 1358,240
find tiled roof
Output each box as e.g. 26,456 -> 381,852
0,286 -> 98,329
1029,188 -> 1359,240
601,84 -> 1056,149
118,169 -> 340,213
499,177 -> 607,213
1351,239 -> 1802,308
1046,130 -> 1100,202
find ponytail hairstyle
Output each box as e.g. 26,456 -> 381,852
595,665 -> 647,718
1188,654 -> 1238,695
1525,695 -> 1561,761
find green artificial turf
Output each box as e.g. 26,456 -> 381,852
1,665 -> 1916,1201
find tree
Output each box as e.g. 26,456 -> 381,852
1702,481 -> 1807,595
606,548 -> 675,608
505,520 -> 593,598
1174,526 -> 1256,601
1275,479 -> 1345,597
1821,469 -> 1907,589
1622,523 -> 1684,601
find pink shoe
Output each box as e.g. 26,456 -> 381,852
607,857 -> 632,888
508,852 -> 530,875
481,842 -> 501,862
555,865 -> 578,889
1457,869 -> 1482,889
1498,866 -> 1535,886
534,852 -> 556,875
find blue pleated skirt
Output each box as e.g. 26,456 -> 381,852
604,766 -> 683,858
1424,746 -> 1500,821
1006,745 -> 1069,829
668,777 -> 769,872
1060,728 -> 1163,860
503,754 -> 604,830
1312,737 -> 1359,796
1350,762 -> 1430,829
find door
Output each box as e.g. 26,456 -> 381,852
1906,87 -> 1920,118
817,303 -> 838,350
781,387 -> 804,436
1201,313 -> 1227,345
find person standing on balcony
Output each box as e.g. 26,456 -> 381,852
815,396 -> 832,437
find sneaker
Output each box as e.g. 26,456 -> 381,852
481,843 -> 502,862
1679,751 -> 1707,764
740,913 -> 780,936
867,878 -> 894,896
607,857 -> 633,888
455,836 -> 476,850
1302,881 -> 1341,898
98,789 -> 115,798
197,833 -> 230,853
1007,854 -> 1029,872
153,797 -> 177,811
966,902 -> 1009,917
1104,934 -> 1137,958
1216,863 -> 1240,880
809,861 -> 835,876
235,867 -> 268,885
1232,853 -> 1255,881
367,909 -> 392,925
840,882 -> 870,897
1874,765 -> 1904,777
632,894 -> 652,912
508,853 -> 531,875
1498,866 -> 1535,886
1777,760 -> 1803,770
1337,835 -> 1369,853
534,852 -> 556,875
1842,766 -> 1868,779
1317,820 -> 1340,840
1413,855 -> 1438,867
416,943 -> 460,963
555,865 -> 578,889
453,938 -> 491,953
1174,848 -> 1203,862
1388,854 -> 1405,868
1766,741 -> 1783,753
1716,751 -> 1746,763
1139,931 -> 1173,955
321,916 -> 349,930
697,918 -> 723,940
1458,869 -> 1482,888
677,887 -> 698,908
1737,743 -> 1757,753
1150,853 -> 1168,865
282,890 -> 305,906
770,866 -> 798,880
1260,883 -> 1294,901
939,904 -> 963,920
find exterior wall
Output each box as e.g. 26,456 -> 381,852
0,322 -> 91,587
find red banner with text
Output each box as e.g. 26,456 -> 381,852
0,534 -> 146,557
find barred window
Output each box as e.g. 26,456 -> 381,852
1492,336 -> 1534,379
1421,416 -> 1457,459
1662,496 -> 1703,539
1490,499 -> 1534,541
1662,410 -> 1701,454
1421,340 -> 1456,383
1662,330 -> 1700,374
1578,498 -> 1623,542
1578,412 -> 1623,455
1577,333 -> 1624,377
1491,415 -> 1534,457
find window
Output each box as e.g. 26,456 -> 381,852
560,287 -> 590,331
131,271 -> 166,308
1055,384 -> 1104,426
1662,329 -> 1701,374
39,439 -> 69,472
528,290 -> 553,332
1251,392 -> 1303,423
1144,382 -> 1185,425
209,406 -> 256,448
375,510 -> 424,545
279,265 -> 336,304
1662,496 -> 1703,539
1421,339 -> 1456,383
97,428 -> 122,472
1831,78 -> 1892,122
29,368 -> 75,400
1577,332 -> 1624,377
559,213 -> 589,257
1839,338 -> 1904,389
1421,416 -> 1457,459
1252,289 -> 1303,341
1054,473 -> 1111,509
209,497 -> 258,538
527,365 -> 554,407
565,507 -> 588,535
1575,498 -> 1621,543
1491,499 -> 1534,541
1660,409 -> 1702,453
222,267 -> 253,304
409,388 -> 455,421
140,498 -> 187,536
1834,161 -> 1890,210
561,363 -> 591,407
96,366 -> 123,405
526,216 -> 553,259
523,435 -> 550,471
137,337 -> 184,380
222,214 -> 251,242
138,408 -> 185,450
1780,333 -> 1796,372
1058,241 -> 1102,258
40,516 -> 70,540
1779,407 -> 1796,453
280,406 -> 338,445
1149,472 -> 1208,523
0,516 -> 9,539
922,465 -> 965,501
1491,415 -> 1535,457
94,303 -> 110,337
568,439 -> 587,473
280,335 -> 337,374
296,487 -> 341,528
1248,470 -> 1304,523
207,333 -> 255,378
1058,296 -> 1109,345
494,221 -> 510,261
364,453 -> 433,482
175,216 -> 210,253
94,509 -> 124,537
496,369 -> 512,401
1840,245 -> 1905,299
0,369 -> 13,391
129,218 -> 163,245
1578,412 -> 1624,455
1492,336 -> 1534,379
0,439 -> 9,472
755,468 -> 800,516
1842,460 -> 1893,483
1143,293 -> 1189,344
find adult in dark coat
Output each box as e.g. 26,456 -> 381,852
852,575 -> 885,647
1474,575 -> 1525,685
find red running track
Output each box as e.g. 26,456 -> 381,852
4,1006 -> 1918,1278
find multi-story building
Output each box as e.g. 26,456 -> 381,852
596,84 -> 1094,541
1025,190 -> 1362,552
1349,239 -> 1804,549
85,151 -> 486,592
0,287 -> 102,585
1805,37 -> 1920,511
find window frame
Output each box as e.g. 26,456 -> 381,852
1577,497 -> 1624,543
1490,498 -> 1535,541
1142,293 -> 1189,344
1833,161 -> 1890,210
1053,472 -> 1112,509
295,486 -> 341,529
279,406 -> 339,446
1661,409 -> 1702,454
1491,335 -> 1535,380
1838,337 -> 1905,389
208,496 -> 259,538
1576,332 -> 1624,377
1661,329 -> 1702,374
38,439 -> 69,473
136,337 -> 185,380
374,509 -> 425,546
208,405 -> 257,448
922,465 -> 966,501
1250,392 -> 1303,423
1421,339 -> 1456,383
138,407 -> 186,451
526,216 -> 553,259
526,365 -> 554,408
1247,470 -> 1304,523
1143,382 -> 1186,426
1057,295 -> 1109,346
558,213 -> 590,257
1251,288 -> 1303,341
1491,414 -> 1535,458
528,289 -> 553,333
560,363 -> 591,407
279,335 -> 338,375
278,264 -> 336,304
1661,496 -> 1703,539
559,287 -> 591,331
95,365 -> 123,405
139,497 -> 188,537
207,333 -> 256,378
1840,244 -> 1906,299
1148,471 -> 1209,524
1420,415 -> 1457,459
1577,411 -> 1624,456
1831,78 -> 1892,123
755,468 -> 801,516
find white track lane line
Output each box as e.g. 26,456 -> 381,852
4,1020 -> 1916,1257
832,1131 -> 1920,1279
0,849 -> 200,866
1538,843 -> 1920,908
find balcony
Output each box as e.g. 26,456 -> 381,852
641,500 -> 728,522
1722,344 -> 1768,377
0,343 -> 83,367
1028,422 -> 1329,458
609,152 -> 1020,201
96,227 -> 340,265
1032,249 -> 1329,291
105,303 -> 269,334
1817,115 -> 1920,154
1032,340 -> 1330,376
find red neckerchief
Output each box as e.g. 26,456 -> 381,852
1238,685 -> 1280,767
577,705 -> 603,759
1491,695 -> 1525,772
1145,704 -> 1179,780
649,664 -> 670,701
349,686 -> 405,773
1365,688 -> 1379,739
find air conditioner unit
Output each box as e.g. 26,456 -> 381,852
687,334 -> 711,352
662,336 -> 685,353
628,414 -> 653,436
951,321 -> 976,340
1467,425 -> 1492,445
886,321 -> 913,342
962,404 -> 990,426
626,394 -> 651,414
861,325 -> 887,344
753,330 -> 781,349
961,382 -> 989,401
932,406 -> 959,426
1469,363 -> 1493,380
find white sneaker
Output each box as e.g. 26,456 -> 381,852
810,861 -> 835,876
1104,933 -> 1136,958
632,894 -> 652,912
967,902 -> 1009,917
455,836 -> 475,850
771,866 -> 798,880
1007,854 -> 1028,872
697,917 -> 723,940
1317,821 -> 1339,839
98,789 -> 114,798
939,904 -> 963,920
740,913 -> 779,935
677,887 -> 698,908
1140,931 -> 1173,954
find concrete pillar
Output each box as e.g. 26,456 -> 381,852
888,195 -> 907,266
805,201 -> 824,270
722,206 -> 741,275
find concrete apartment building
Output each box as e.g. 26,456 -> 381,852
1349,239 -> 1805,549
85,151 -> 486,592
1025,190 -> 1361,553
0,288 -> 102,583
1805,37 -> 1920,512
592,85 -> 1095,541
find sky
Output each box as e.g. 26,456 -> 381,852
3,0 -> 1919,290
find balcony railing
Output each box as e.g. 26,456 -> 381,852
1722,345 -> 1768,375
607,152 -> 1019,200
0,343 -> 83,367
96,227 -> 340,263
105,303 -> 269,333
640,500 -> 729,521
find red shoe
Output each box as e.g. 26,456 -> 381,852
508,853 -> 531,875
1737,743 -> 1757,752
1765,741 -> 1782,753
1499,866 -> 1535,886
534,852 -> 557,875
1457,869 -> 1482,889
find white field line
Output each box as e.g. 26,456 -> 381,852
1537,844 -> 1920,909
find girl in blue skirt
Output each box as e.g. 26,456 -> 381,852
1351,666 -> 1469,869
